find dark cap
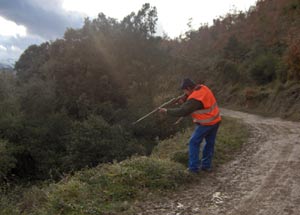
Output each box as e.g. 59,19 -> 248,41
180,78 -> 196,90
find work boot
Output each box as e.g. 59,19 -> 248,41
201,167 -> 212,173
187,168 -> 199,174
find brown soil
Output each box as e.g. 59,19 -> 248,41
133,108 -> 300,215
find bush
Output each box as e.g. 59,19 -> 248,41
0,140 -> 17,181
249,54 -> 278,85
215,60 -> 240,83
63,115 -> 145,171
276,60 -> 289,83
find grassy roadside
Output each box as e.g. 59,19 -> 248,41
0,116 -> 249,215
152,116 -> 249,167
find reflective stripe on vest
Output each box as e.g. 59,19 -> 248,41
192,102 -> 218,114
193,113 -> 220,124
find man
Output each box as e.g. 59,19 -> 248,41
159,78 -> 221,173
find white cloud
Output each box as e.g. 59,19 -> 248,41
63,0 -> 142,18
0,44 -> 7,51
0,44 -> 23,66
0,16 -> 27,38
10,45 -> 23,53
0,33 -> 45,64
152,0 -> 257,37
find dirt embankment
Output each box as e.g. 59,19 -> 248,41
134,108 -> 300,215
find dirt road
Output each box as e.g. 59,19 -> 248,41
134,108 -> 300,215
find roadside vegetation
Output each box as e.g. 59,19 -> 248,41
0,117 -> 249,215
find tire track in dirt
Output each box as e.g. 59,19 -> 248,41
133,108 -> 300,215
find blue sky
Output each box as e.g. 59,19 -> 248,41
0,0 -> 257,66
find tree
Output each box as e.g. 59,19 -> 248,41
0,139 -> 17,181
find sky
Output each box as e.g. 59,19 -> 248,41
0,0 -> 258,66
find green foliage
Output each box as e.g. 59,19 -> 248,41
249,54 -> 278,85
0,4 -> 172,181
63,115 -> 144,171
276,60 -> 289,83
0,116 -> 249,215
0,188 -> 20,215
284,0 -> 300,11
0,72 -> 22,180
215,60 -> 240,83
19,78 -> 57,117
22,112 -> 72,179
122,3 -> 158,37
15,43 -> 50,82
0,71 -> 22,143
223,35 -> 248,62
6,157 -> 189,215
0,140 -> 17,181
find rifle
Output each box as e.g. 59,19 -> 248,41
132,94 -> 186,125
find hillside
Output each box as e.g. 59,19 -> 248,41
1,0 -> 300,214
169,0 -> 300,119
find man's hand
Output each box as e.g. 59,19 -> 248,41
158,107 -> 167,114
176,98 -> 186,105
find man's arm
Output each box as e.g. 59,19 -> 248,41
166,99 -> 203,117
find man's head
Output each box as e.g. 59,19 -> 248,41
181,78 -> 196,95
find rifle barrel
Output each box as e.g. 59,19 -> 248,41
132,94 -> 185,125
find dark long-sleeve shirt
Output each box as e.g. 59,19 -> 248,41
167,99 -> 204,117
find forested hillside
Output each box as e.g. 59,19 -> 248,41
0,4 -> 185,182
1,0 -> 300,184
171,0 -> 300,118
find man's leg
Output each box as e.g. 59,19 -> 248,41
189,125 -> 209,172
201,123 -> 220,170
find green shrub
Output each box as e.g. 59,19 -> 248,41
249,54 -> 278,85
276,60 -> 289,83
0,140 -> 17,181
215,60 -> 240,83
63,115 -> 145,171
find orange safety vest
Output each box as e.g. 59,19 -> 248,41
187,84 -> 221,126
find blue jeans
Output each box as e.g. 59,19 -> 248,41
188,123 -> 220,172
